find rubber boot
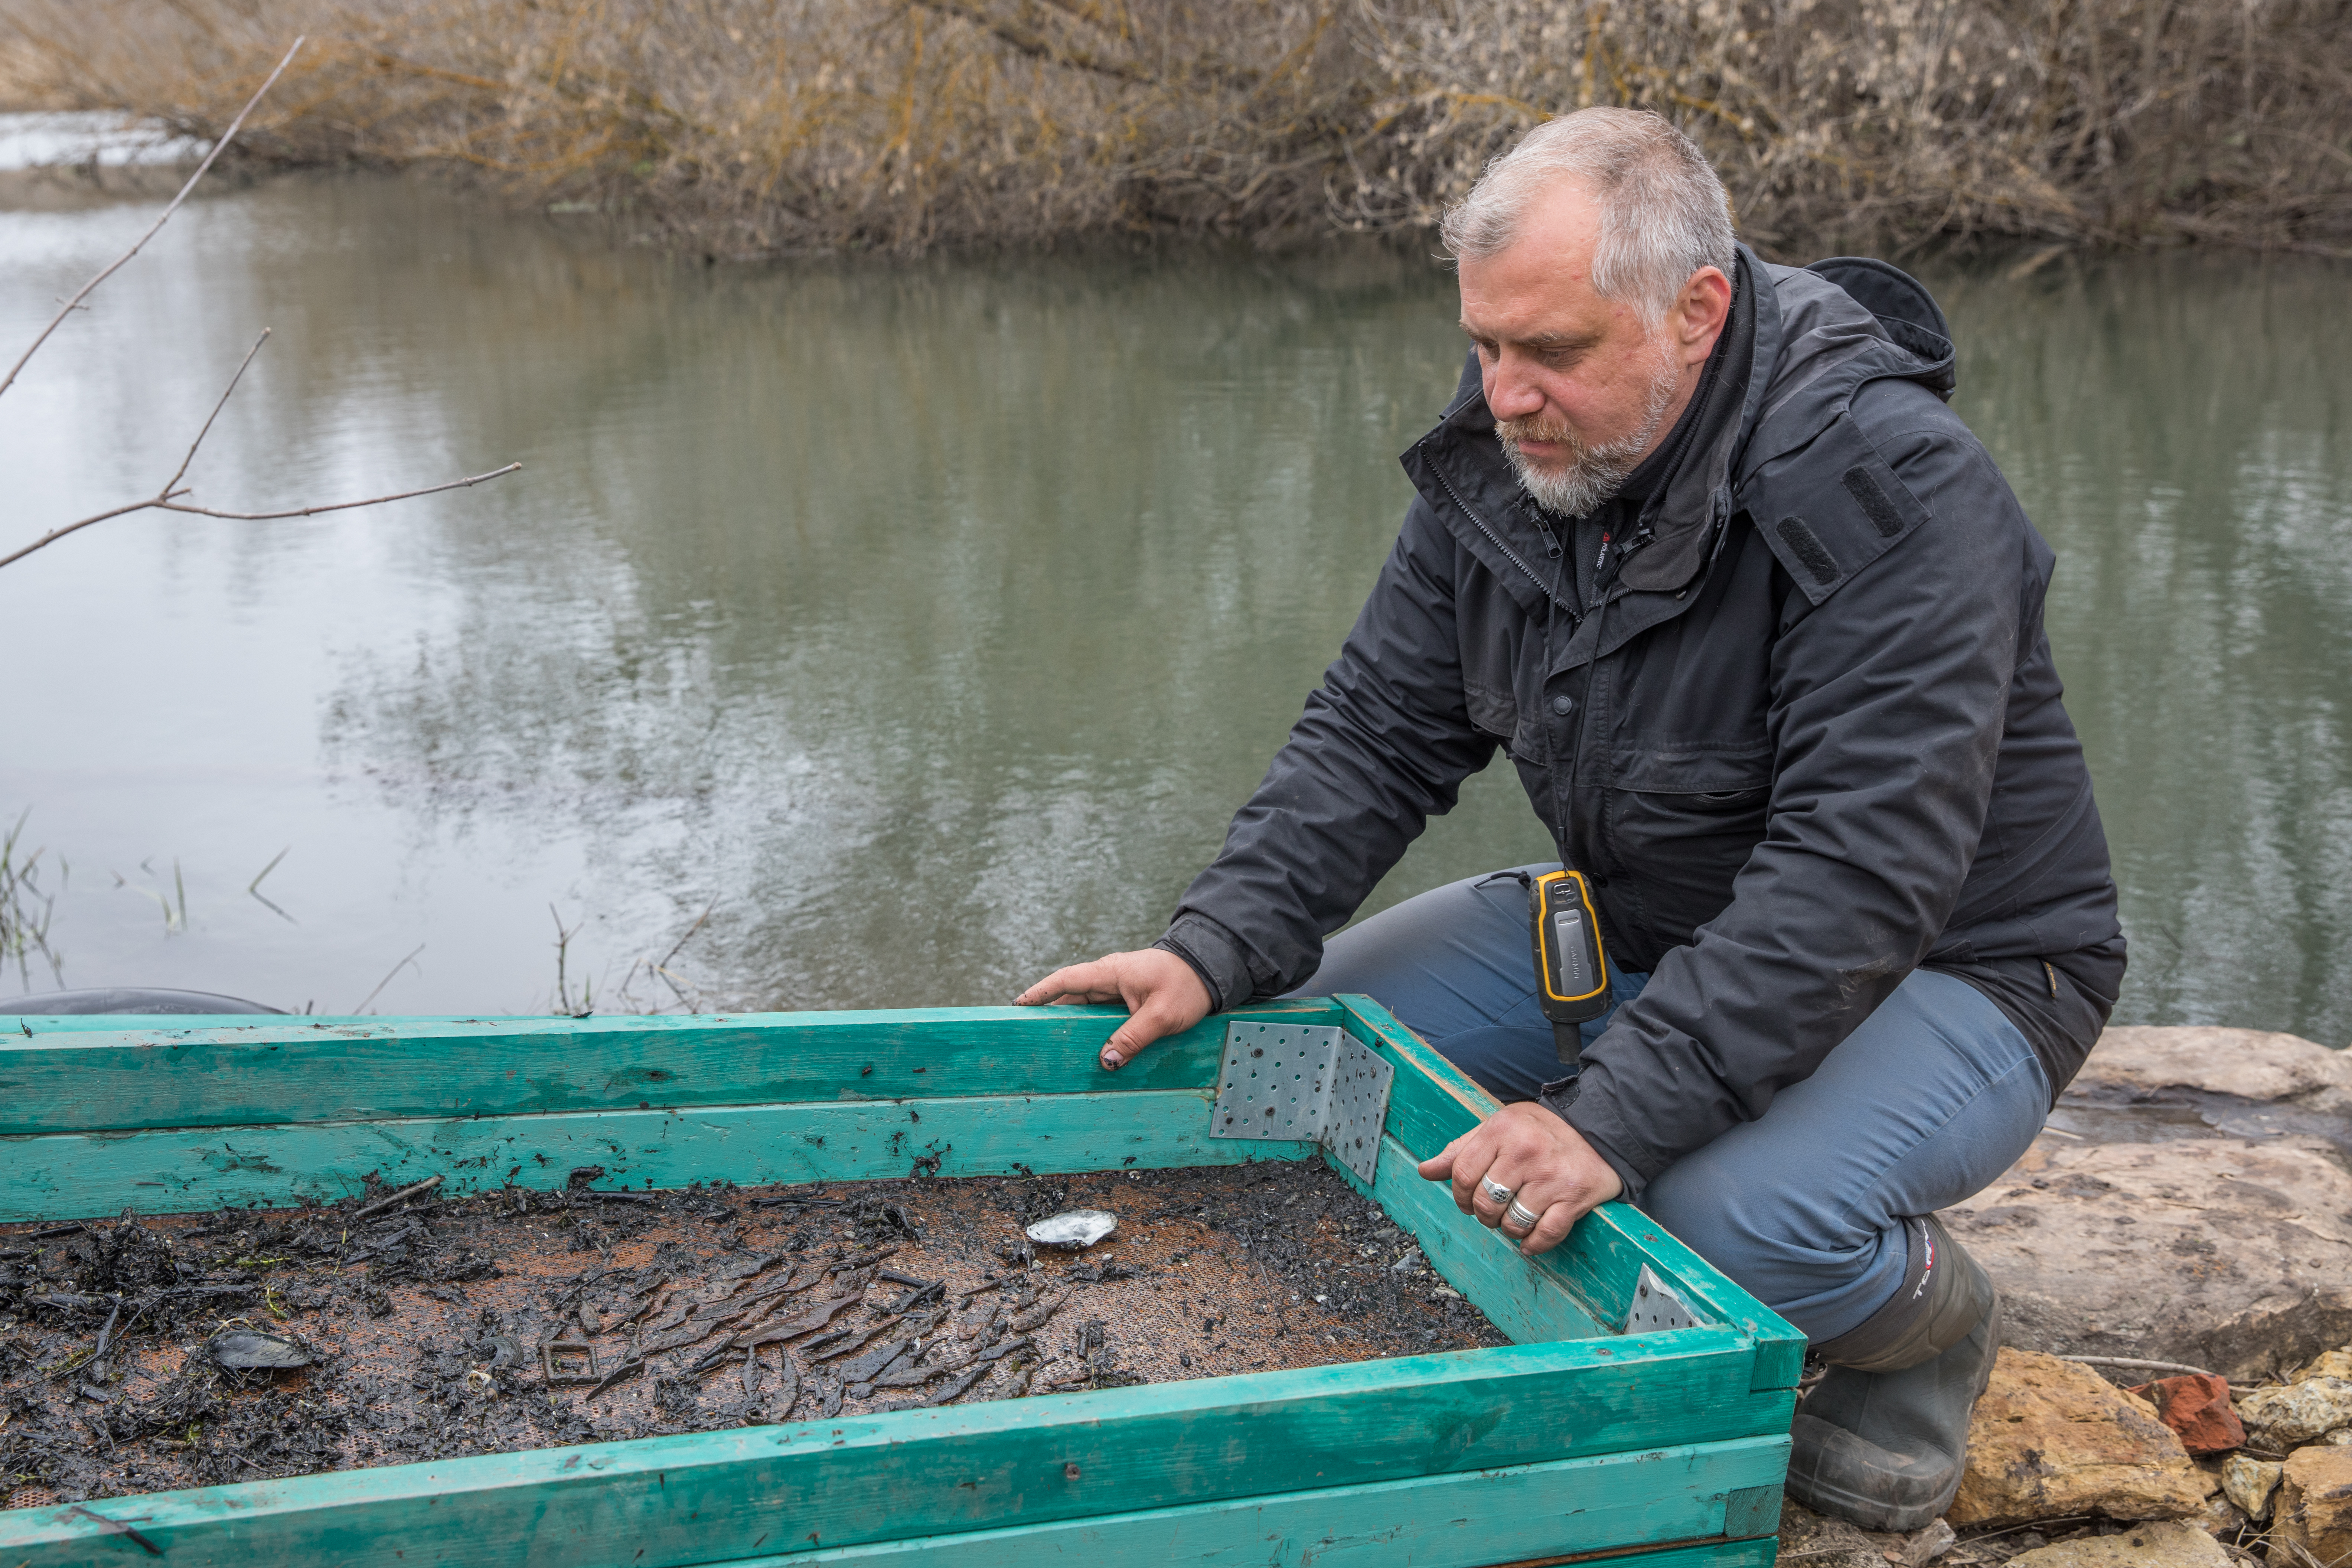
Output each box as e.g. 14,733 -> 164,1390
1785,1216 -> 2000,1532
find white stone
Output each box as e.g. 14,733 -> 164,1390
1024,1209 -> 1118,1249
2239,1378 -> 2352,1450
2004,1520 -> 2231,1567
2224,1454 -> 2283,1523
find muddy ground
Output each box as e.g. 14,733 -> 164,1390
1,1160 -> 1504,1508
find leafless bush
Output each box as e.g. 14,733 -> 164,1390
4,0 -> 2346,255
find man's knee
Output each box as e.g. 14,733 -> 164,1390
1640,1151 -> 1779,1287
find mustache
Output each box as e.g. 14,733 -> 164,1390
1494,414 -> 1585,452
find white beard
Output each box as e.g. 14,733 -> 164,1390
1496,336 -> 1686,518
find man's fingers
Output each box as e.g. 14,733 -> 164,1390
1101,998 -> 1182,1067
1014,964 -> 1114,1006
1517,1200 -> 1583,1256
1448,1133 -> 1517,1226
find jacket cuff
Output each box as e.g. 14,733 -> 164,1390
1155,912 -> 1256,1016
1554,1077 -> 1660,1204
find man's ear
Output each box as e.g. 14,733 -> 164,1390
1674,267 -> 1733,362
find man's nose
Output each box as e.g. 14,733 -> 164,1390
1484,355 -> 1547,421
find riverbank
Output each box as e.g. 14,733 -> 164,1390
2,0 -> 2346,259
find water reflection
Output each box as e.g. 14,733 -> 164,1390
0,177 -> 2345,1043
1940,251 -> 2352,1043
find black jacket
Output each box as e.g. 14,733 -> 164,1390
1158,249 -> 2124,1198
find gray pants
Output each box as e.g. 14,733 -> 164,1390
1294,865 -> 2051,1342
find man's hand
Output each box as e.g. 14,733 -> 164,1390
1014,949 -> 1211,1070
1418,1101 -> 1624,1256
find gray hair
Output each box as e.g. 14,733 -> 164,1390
1441,109 -> 1736,322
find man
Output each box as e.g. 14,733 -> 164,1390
1017,108 -> 2123,1532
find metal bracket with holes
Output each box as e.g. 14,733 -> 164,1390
1208,1021 -> 1394,1184
1623,1265 -> 1704,1334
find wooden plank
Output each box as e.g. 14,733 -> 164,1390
0,1337 -> 1795,1567
732,1435 -> 1787,1566
0,1092 -> 1316,1222
1497,1543 -> 1777,1568
1334,995 -> 1807,1392
0,1001 -> 1347,1136
1360,1132 -> 1605,1343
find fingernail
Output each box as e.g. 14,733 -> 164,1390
1102,1052 -> 1123,1069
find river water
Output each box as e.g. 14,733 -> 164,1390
2,175 -> 2346,1042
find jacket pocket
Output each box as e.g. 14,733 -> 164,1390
1465,683 -> 1544,765
1602,739 -> 1773,795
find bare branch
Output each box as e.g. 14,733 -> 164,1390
0,37 -> 306,405
0,318 -> 520,572
154,463 -> 524,522
164,327 -> 271,495
0,499 -> 171,572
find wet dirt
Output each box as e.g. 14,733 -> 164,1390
1,1161 -> 1506,1509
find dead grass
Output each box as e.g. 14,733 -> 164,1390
3,0 -> 2347,255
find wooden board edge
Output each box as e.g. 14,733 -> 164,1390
0,1092 -> 1319,1222
720,1435 -> 1788,1567
0,1350 -> 1792,1564
0,1000 -> 1354,1135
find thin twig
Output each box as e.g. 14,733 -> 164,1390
247,845 -> 294,922
351,943 -> 425,1014
2058,1354 -> 2222,1379
2058,1354 -> 2267,1396
0,39 -> 306,404
352,1174 -> 443,1219
167,327 -> 272,496
656,896 -> 718,972
153,464 -> 522,522
0,499 -> 163,573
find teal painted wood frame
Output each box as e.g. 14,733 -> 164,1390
0,997 -> 1801,1567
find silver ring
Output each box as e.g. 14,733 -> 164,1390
1505,1199 -> 1542,1230
1478,1177 -> 1516,1206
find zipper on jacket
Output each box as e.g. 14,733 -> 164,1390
1427,454 -> 1576,617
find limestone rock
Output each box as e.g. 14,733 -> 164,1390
2075,1026 -> 2352,1112
2294,1348 -> 2352,1382
2239,1378 -> 2352,1451
2130,1373 -> 2247,1454
1945,1135 -> 2352,1382
2224,1454 -> 2283,1522
2004,1520 -> 2232,1567
1949,1350 -> 2212,1527
2272,1446 -> 2352,1566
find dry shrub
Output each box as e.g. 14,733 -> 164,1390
3,0 -> 2347,255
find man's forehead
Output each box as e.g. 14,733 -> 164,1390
1455,178 -> 1617,339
